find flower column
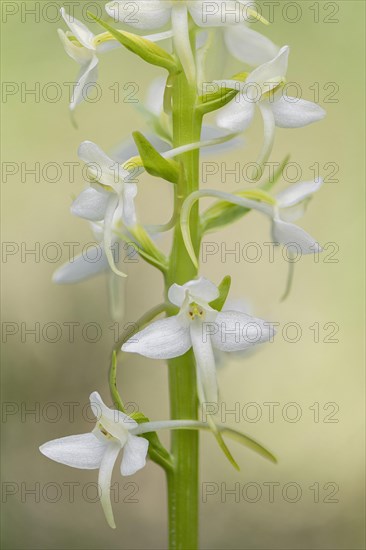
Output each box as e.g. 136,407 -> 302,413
165,19 -> 203,550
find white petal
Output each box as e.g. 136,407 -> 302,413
257,102 -> 276,168
247,45 -> 289,88
224,26 -> 279,66
70,56 -> 98,111
71,187 -> 110,221
78,141 -> 128,189
168,277 -> 219,307
276,179 -> 324,208
90,392 -> 138,438
40,433 -> 107,469
105,0 -> 171,30
216,96 -> 255,132
190,321 -> 218,404
60,8 -> 95,49
98,442 -> 121,529
122,183 -> 137,226
121,435 -> 149,476
278,202 -> 310,223
122,315 -> 191,359
271,95 -> 326,128
211,311 -> 275,352
57,29 -> 94,65
272,218 -> 322,254
52,249 -> 108,284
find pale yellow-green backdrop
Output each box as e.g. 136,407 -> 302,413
1,1 -> 365,548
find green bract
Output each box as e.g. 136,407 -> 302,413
88,12 -> 178,73
133,131 -> 180,183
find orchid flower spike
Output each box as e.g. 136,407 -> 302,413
122,277 -> 275,406
40,392 -> 149,529
58,8 -> 172,111
216,46 -> 326,165
71,141 -> 140,277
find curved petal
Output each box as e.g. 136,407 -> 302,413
211,311 -> 276,352
121,434 -> 149,476
40,433 -> 107,469
52,248 -> 108,284
216,96 -> 255,132
104,196 -> 127,277
272,218 -> 322,254
271,95 -> 326,128
276,179 -> 324,208
78,141 -> 129,189
122,315 -> 191,359
190,321 -> 218,404
256,102 -> 276,171
60,8 -> 95,49
90,392 -> 138,434
105,0 -> 171,30
278,202 -> 310,223
71,187 -> 110,221
168,277 -> 219,307
247,45 -> 289,88
224,26 -> 279,66
122,182 -> 137,227
70,56 -> 98,111
57,29 -> 94,65
98,442 -> 121,529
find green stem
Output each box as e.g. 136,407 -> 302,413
165,65 -> 203,549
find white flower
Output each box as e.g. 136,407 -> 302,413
216,46 -> 326,164
40,392 -> 149,529
58,8 -> 172,110
40,391 -> 235,527
122,277 -> 275,405
58,8 -> 118,111
71,141 -> 139,277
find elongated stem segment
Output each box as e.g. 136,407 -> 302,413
164,57 -> 203,549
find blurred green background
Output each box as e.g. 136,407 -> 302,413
1,1 -> 365,549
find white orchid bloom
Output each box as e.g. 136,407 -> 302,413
216,46 -> 326,165
58,8 -> 117,111
71,141 -> 139,277
58,8 -> 172,111
40,392 -> 149,529
41,391 -> 254,527
122,277 -> 275,405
